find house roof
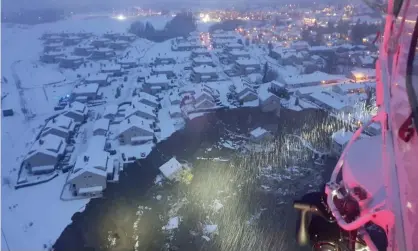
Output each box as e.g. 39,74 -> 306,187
193,65 -> 217,74
46,115 -> 73,130
169,93 -> 181,103
137,92 -> 159,105
169,105 -> 181,114
250,127 -> 269,138
69,153 -> 108,181
67,101 -> 88,114
153,65 -> 175,72
195,99 -> 215,109
93,118 -> 110,132
332,129 -> 353,146
194,89 -> 214,101
26,134 -> 65,160
72,83 -> 99,94
309,91 -> 353,111
258,83 -> 279,102
159,157 -> 183,178
285,71 -> 346,86
119,115 -> 153,135
145,74 -> 169,84
86,135 -> 107,153
236,58 -> 258,66
193,56 -> 213,63
229,50 -> 250,56
101,64 -> 122,72
129,99 -> 156,116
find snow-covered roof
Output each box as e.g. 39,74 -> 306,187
126,101 -> 155,117
332,129 -> 354,146
195,99 -> 216,109
70,153 -> 108,180
101,64 -> 122,72
68,101 -> 87,114
46,115 -> 73,130
93,118 -> 110,132
78,186 -> 103,194
192,48 -> 210,54
351,68 -> 376,77
111,40 -> 129,45
193,56 -> 213,63
334,82 -> 375,93
229,50 -> 250,56
159,157 -> 183,179
118,58 -> 137,64
60,55 -> 84,61
193,65 -> 217,74
153,65 -> 175,72
146,74 -> 169,84
94,48 -> 113,52
72,83 -> 99,94
119,115 -> 153,134
226,43 -> 244,48
86,135 -> 107,153
85,73 -> 109,82
285,71 -> 345,86
103,104 -> 118,116
236,58 -> 259,66
309,91 -> 352,111
235,82 -> 253,95
169,93 -> 181,103
137,92 -> 159,104
250,127 -> 269,138
26,134 -> 65,159
194,88 -> 214,101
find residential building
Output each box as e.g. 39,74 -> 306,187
63,36 -> 82,46
284,71 -> 346,88
195,99 -> 216,110
109,40 -> 130,50
124,103 -> 157,121
59,56 -> 84,69
72,83 -> 101,102
249,127 -> 273,143
93,118 -> 110,136
152,65 -> 175,78
155,56 -> 176,65
236,84 -> 258,103
64,102 -> 89,123
224,42 -> 244,52
67,151 -> 109,197
331,129 -> 353,156
74,45 -> 95,56
44,43 -> 63,52
90,48 -> 116,60
159,157 -> 184,180
40,51 -> 65,64
332,82 -> 375,95
192,56 -> 215,67
169,93 -> 182,105
172,41 -> 204,51
91,38 -> 111,48
190,65 -> 218,83
101,64 -> 122,76
85,73 -> 110,86
348,68 -> 376,82
227,50 -> 251,62
118,58 -> 138,69
23,134 -> 67,174
144,74 -> 170,92
118,33 -> 137,42
42,115 -> 76,140
135,92 -> 160,108
258,83 -> 281,113
232,59 -> 261,76
307,91 -> 354,114
103,104 -> 119,121
191,48 -> 211,58
118,115 -> 154,145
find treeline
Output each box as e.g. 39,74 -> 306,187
208,19 -> 247,33
129,12 -> 197,42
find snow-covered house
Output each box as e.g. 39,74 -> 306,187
41,115 -> 76,140
224,42 -> 244,52
40,51 -> 65,63
118,33 -> 137,42
191,48 -> 211,58
331,129 -> 354,156
44,42 -> 63,52
228,50 -> 251,62
74,44 -> 95,56
118,115 -> 154,145
332,82 -> 374,95
236,84 -> 258,103
308,91 -> 354,114
190,65 -> 218,83
348,68 -> 376,82
109,40 -> 130,50
194,89 -> 215,104
125,102 -> 157,121
172,41 -> 204,51
195,99 -> 216,110
152,65 -> 176,78
249,127 -> 273,143
64,101 -> 89,123
59,56 -> 84,69
91,38 -> 111,48
23,134 -> 67,174
67,151 -> 109,197
284,71 -> 346,88
232,59 -> 261,76
93,118 -> 110,136
72,83 -> 101,102
192,56 -> 215,67
101,64 -> 122,76
118,58 -> 138,69
63,36 -> 82,46
90,48 -> 116,60
85,73 -> 110,86
258,83 -> 281,113
103,104 -> 118,121
136,92 -> 160,108
155,56 -> 176,65
159,157 -> 184,180
144,74 -> 170,93
168,106 -> 182,118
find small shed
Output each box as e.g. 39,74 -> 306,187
249,127 -> 272,143
159,157 -> 184,181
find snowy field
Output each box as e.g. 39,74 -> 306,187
1,14 -> 172,251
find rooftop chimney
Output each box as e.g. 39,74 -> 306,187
39,139 -> 44,145
83,155 -> 89,162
